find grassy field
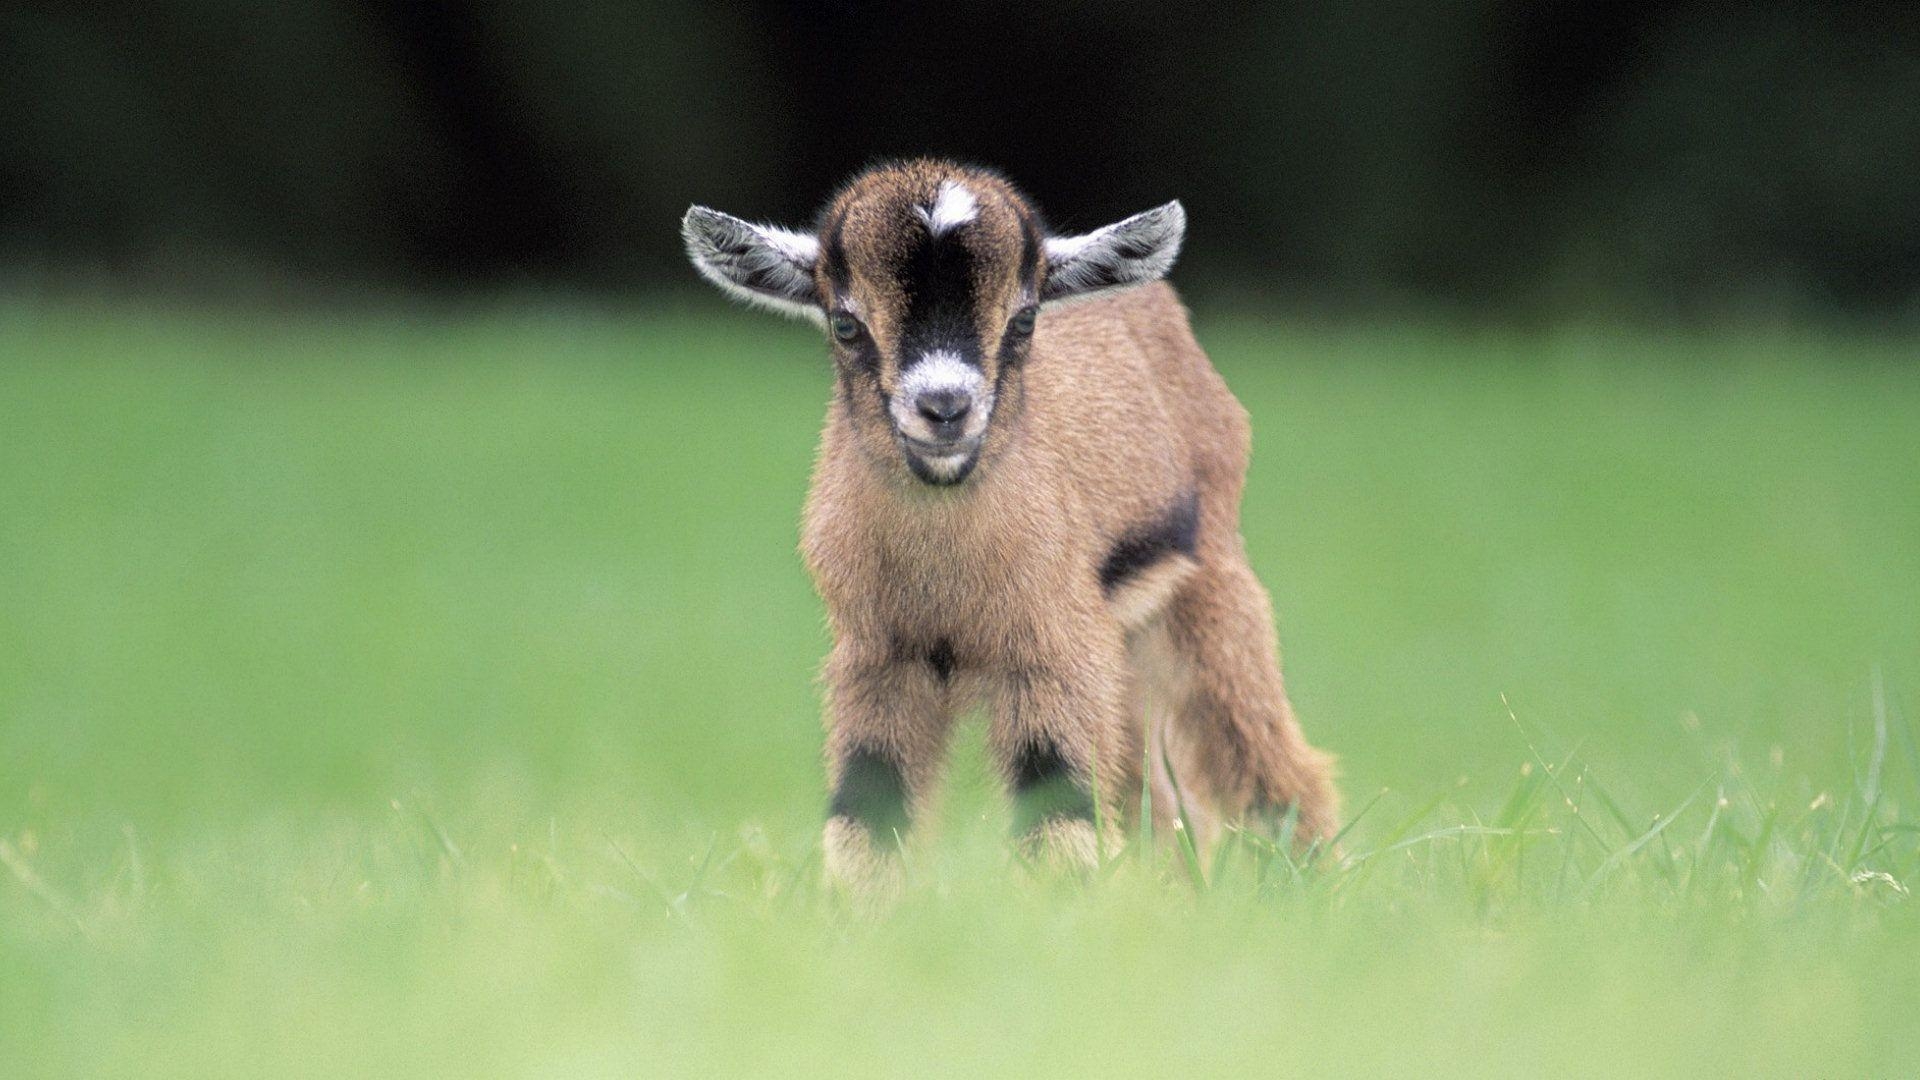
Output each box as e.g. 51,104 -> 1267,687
2,297 -> 1917,1077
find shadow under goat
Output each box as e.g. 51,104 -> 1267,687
683,159 -> 1337,895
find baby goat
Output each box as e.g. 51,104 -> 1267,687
684,160 -> 1337,889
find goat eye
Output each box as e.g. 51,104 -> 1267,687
1009,306 -> 1038,336
830,313 -> 863,342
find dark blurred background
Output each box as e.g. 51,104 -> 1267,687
4,0 -> 1917,318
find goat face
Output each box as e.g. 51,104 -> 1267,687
684,160 -> 1185,487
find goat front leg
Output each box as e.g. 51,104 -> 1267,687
821,638 -> 956,901
988,631 -> 1140,872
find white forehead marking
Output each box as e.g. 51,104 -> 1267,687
916,181 -> 978,237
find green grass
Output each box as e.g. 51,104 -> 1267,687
2,297 -> 1917,1077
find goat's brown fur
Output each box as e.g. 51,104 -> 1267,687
683,160 -> 1337,891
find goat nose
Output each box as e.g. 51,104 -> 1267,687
916,389 -> 972,427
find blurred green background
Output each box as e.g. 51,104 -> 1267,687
3,305 -> 1917,1078
3,5 -> 1919,1078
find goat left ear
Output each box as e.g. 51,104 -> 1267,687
682,206 -> 823,323
1041,200 -> 1185,304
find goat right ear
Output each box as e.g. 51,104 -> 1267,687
1041,201 -> 1186,305
682,206 -> 823,323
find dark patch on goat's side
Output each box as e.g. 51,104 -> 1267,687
1099,489 -> 1200,593
829,747 -> 910,846
927,638 -> 955,683
1009,738 -> 1094,834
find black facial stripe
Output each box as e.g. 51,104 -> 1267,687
829,746 -> 911,845
897,222 -> 982,366
1099,489 -> 1201,593
1009,738 -> 1094,833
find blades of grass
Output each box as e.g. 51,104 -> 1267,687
1576,790 -> 1699,902
1504,695 -> 1611,852
1852,834 -> 1904,869
0,838 -> 90,939
672,832 -> 721,914
1209,824 -> 1242,887
1355,824 -> 1534,861
1158,742 -> 1207,891
390,798 -> 430,874
1137,739 -> 1155,855
1332,789 -> 1450,895
1247,828 -> 1289,896
1822,797 -> 1852,874
1844,791 -> 1885,874
1314,787 -> 1385,867
1265,802 -> 1302,862
416,803 -> 464,870
1476,761 -> 1559,899
1369,790 -> 1452,853
1171,806 -> 1207,893
1579,769 -> 1642,848
606,836 -> 676,916
777,844 -> 818,907
1885,671 -> 1920,798
1794,815 -> 1833,907
1088,733 -> 1110,867
1687,788 -> 1726,898
1864,670 -> 1890,807
1554,769 -> 1594,902
1490,765 -> 1547,842
1694,788 -> 1725,856
1744,803 -> 1779,892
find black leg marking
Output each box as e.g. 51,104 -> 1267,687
829,748 -> 910,847
1009,739 -> 1094,835
1099,489 -> 1200,593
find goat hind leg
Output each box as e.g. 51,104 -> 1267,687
1162,557 -> 1338,841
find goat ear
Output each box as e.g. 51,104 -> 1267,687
1041,201 -> 1186,305
682,206 -> 823,323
